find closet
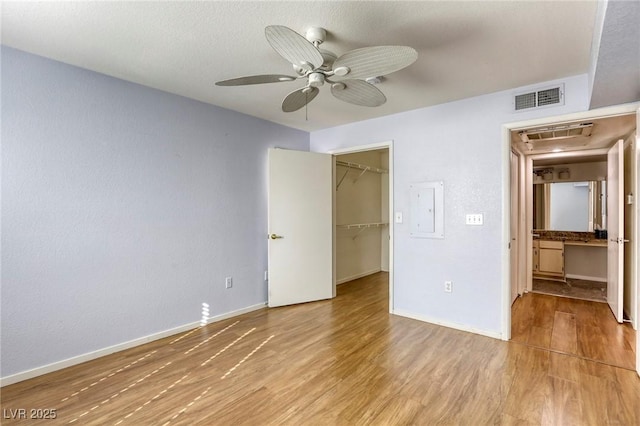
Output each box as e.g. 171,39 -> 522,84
335,149 -> 389,284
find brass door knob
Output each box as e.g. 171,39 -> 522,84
269,234 -> 284,240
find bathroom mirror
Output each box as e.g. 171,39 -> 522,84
533,181 -> 606,232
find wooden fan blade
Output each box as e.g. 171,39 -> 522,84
265,25 -> 324,71
215,75 -> 297,86
330,80 -> 386,107
332,46 -> 418,80
282,87 -> 319,112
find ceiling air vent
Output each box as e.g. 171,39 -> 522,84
513,84 -> 564,112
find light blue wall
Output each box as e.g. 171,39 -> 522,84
311,74 -> 590,335
1,47 -> 309,378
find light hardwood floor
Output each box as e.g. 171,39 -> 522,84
512,292 -> 636,370
2,273 -> 639,425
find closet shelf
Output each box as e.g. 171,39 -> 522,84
336,160 -> 388,190
337,222 -> 388,240
336,160 -> 388,174
337,222 -> 389,229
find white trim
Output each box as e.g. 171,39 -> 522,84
502,102 -> 640,350
565,274 -> 607,283
329,140 -> 395,314
506,103 -> 639,131
336,268 -> 382,285
388,143 -> 394,313
627,122 -> 638,332
0,303 -> 266,387
394,309 -> 503,340
634,107 -> 639,379
502,124 -> 512,340
328,141 -> 392,155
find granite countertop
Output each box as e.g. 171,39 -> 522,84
532,230 -> 606,243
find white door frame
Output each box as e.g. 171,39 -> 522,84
509,150 -> 520,304
501,103 -> 640,345
329,141 -> 394,312
607,139 -> 625,322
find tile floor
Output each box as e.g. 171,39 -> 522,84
532,278 -> 606,302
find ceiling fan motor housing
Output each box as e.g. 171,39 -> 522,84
308,72 -> 325,87
294,49 -> 336,74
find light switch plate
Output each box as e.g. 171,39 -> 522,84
465,214 -> 483,225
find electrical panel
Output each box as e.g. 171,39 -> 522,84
410,181 -> 444,239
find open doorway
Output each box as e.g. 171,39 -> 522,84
267,142 -> 393,311
506,109 -> 638,371
331,142 -> 394,312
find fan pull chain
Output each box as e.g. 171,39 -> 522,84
305,92 -> 308,121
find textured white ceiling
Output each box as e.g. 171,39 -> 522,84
1,1 -> 599,131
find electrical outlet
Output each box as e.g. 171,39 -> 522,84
444,281 -> 453,293
264,270 -> 268,281
225,277 -> 233,289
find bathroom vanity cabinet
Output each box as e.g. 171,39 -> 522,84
533,240 -> 564,279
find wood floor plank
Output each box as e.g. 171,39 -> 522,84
502,347 -> 551,424
1,274 -> 637,425
550,311 -> 578,354
513,292 -> 635,370
528,325 -> 553,348
540,376 -> 583,426
548,351 -> 581,384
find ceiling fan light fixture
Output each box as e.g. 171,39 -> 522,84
332,82 -> 346,91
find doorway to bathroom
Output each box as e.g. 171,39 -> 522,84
505,105 -> 638,372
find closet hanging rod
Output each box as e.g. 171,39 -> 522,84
336,222 -> 389,229
335,160 -> 388,174
336,222 -> 389,240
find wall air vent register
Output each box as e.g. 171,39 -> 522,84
514,84 -> 564,111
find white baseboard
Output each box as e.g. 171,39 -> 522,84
336,268 -> 381,285
0,303 -> 266,387
565,274 -> 607,283
392,309 -> 503,340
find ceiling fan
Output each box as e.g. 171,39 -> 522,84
216,25 -> 418,113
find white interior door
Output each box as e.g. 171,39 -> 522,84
607,139 -> 624,323
268,148 -> 334,307
510,151 -> 519,304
